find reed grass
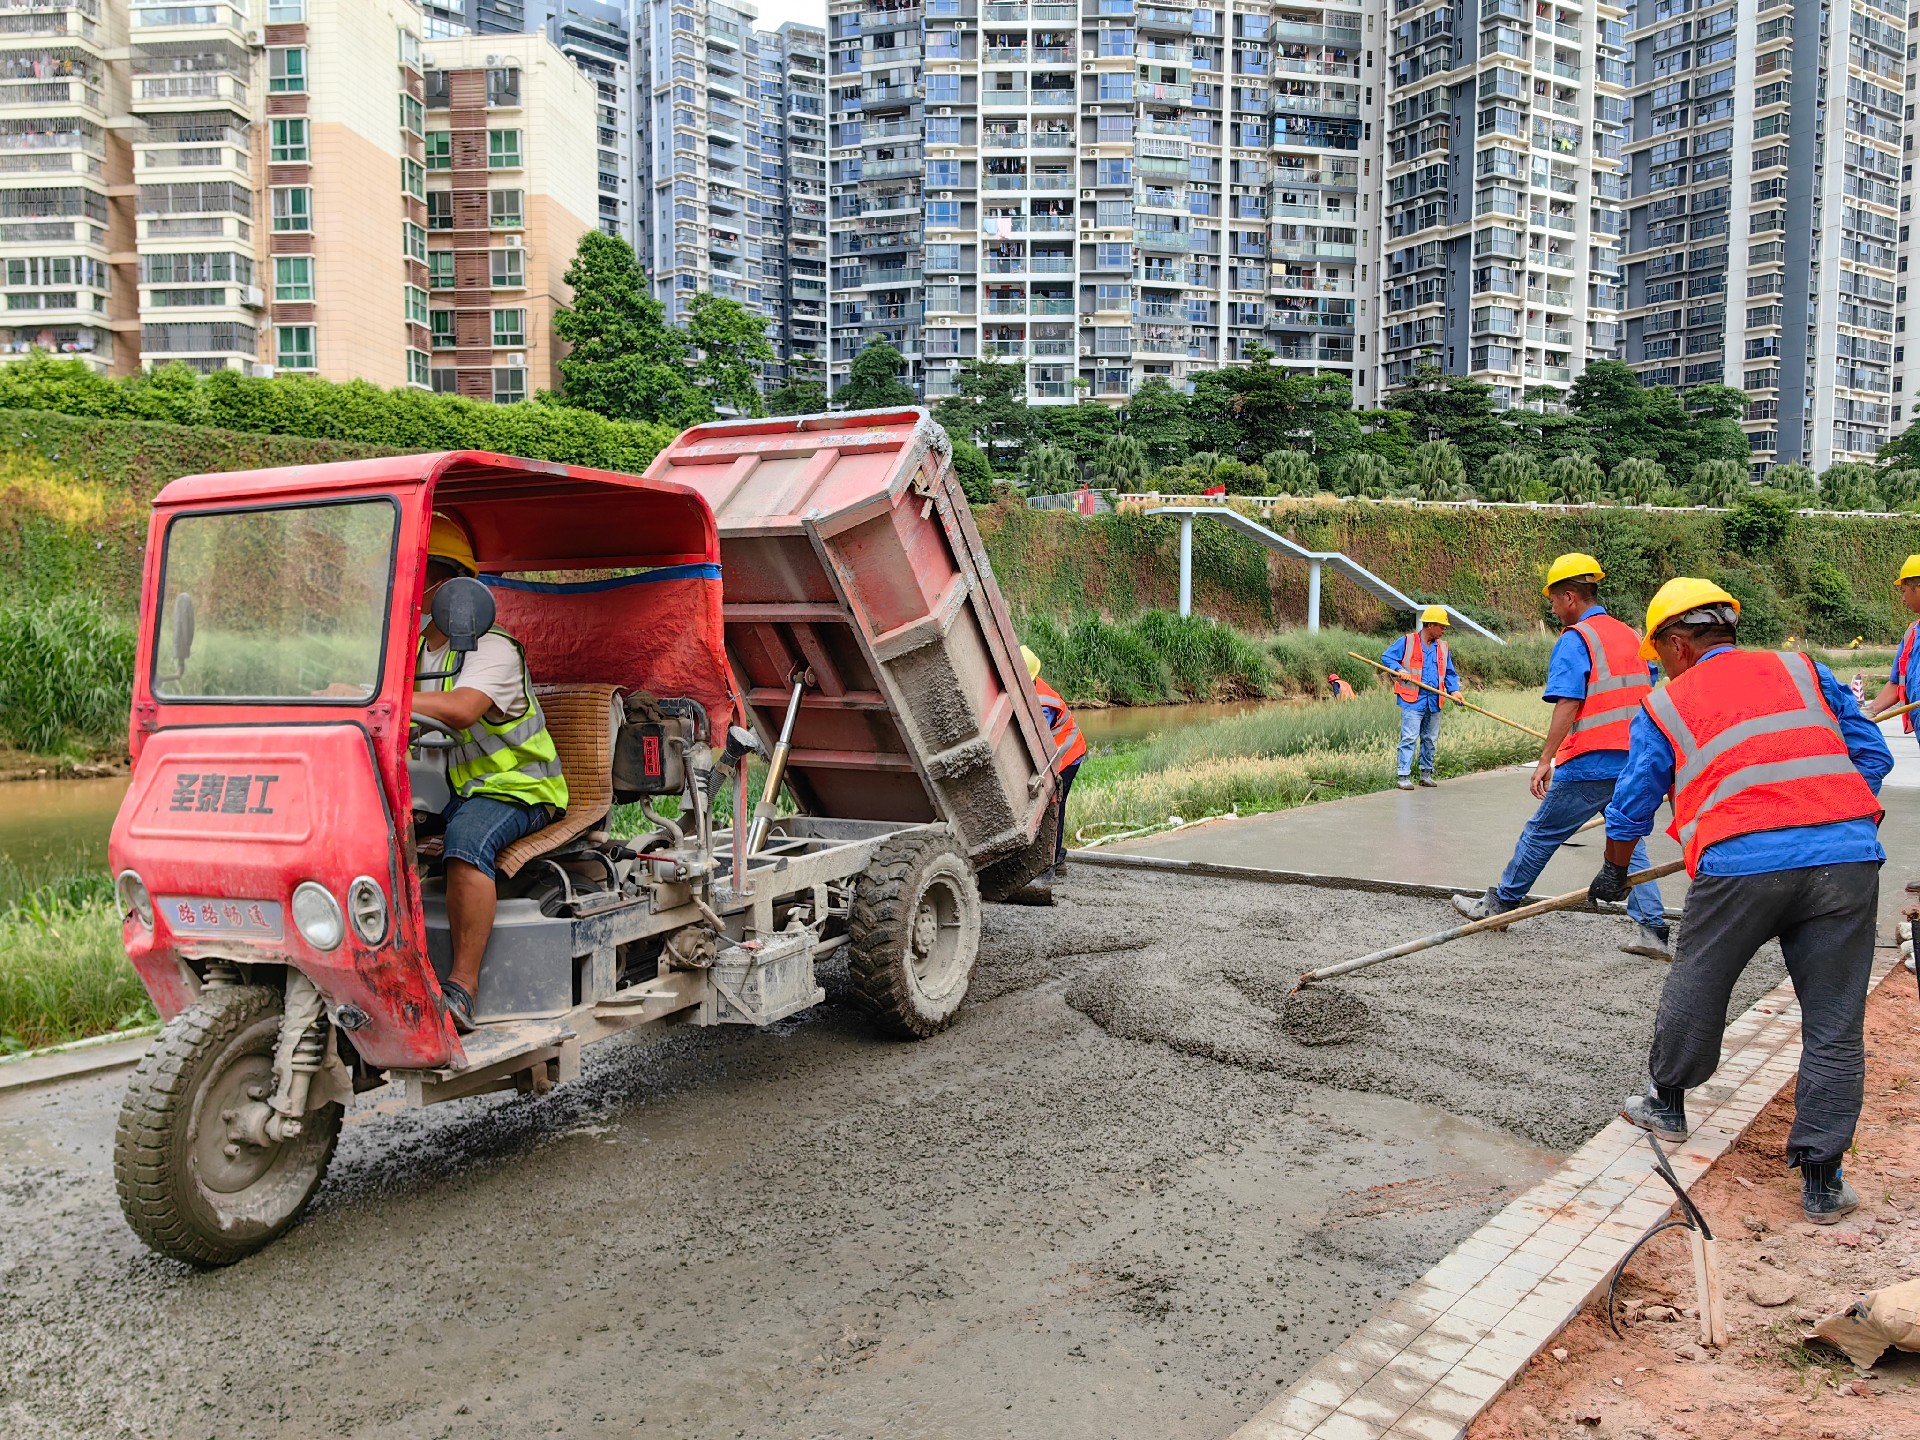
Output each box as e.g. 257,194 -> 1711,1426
0,881 -> 152,1053
0,595 -> 135,756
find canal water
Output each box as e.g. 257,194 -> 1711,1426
1,777 -> 130,910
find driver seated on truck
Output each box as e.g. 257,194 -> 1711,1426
413,512 -> 569,1033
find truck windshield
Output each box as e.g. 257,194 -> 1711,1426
153,499 -> 398,702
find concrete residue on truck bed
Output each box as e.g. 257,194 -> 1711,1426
0,869 -> 1758,1439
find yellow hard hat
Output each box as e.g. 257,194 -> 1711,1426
1021,644 -> 1042,680
1543,552 -> 1605,597
427,511 -> 477,576
1897,554 -> 1920,585
1419,605 -> 1450,627
1640,577 -> 1740,660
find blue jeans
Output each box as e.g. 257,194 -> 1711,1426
440,793 -> 550,878
1397,707 -> 1442,778
1495,775 -> 1666,926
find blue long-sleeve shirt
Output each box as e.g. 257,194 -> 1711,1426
1380,632 -> 1461,713
1544,604 -> 1661,783
1605,646 -> 1891,876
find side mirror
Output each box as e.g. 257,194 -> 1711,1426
170,592 -> 196,670
429,575 -> 494,654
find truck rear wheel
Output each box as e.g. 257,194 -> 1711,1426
114,985 -> 342,1266
849,827 -> 981,1038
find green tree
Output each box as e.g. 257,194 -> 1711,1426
1801,560 -> 1870,641
932,358 -> 1039,471
1609,456 -> 1667,506
1477,451 -> 1539,503
949,436 -> 995,503
1546,454 -> 1603,503
833,342 -> 917,410
1262,449 -> 1320,497
1189,351 -> 1359,461
1042,401 -> 1121,467
1089,432 -> 1151,489
1120,377 -> 1196,469
1408,439 -> 1468,499
1880,468 -> 1920,510
684,292 -> 774,418
1819,462 -> 1881,512
1684,458 -> 1743,507
553,230 -> 709,426
1383,367 -> 1516,478
1722,489 -> 1796,557
1021,443 -> 1079,495
1329,452 -> 1396,498
765,379 -> 827,416
1764,462 -> 1816,499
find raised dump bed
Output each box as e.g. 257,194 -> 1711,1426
642,408 -> 1058,892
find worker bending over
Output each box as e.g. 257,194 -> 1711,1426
1598,579 -> 1890,1224
1024,646 -> 1086,882
1452,554 -> 1669,959
413,513 -> 568,1032
1325,672 -> 1356,701
1381,605 -> 1461,789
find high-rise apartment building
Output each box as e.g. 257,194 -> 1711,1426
421,31 -> 596,400
1620,0 -> 1903,471
1374,0 -> 1630,409
756,20 -> 828,393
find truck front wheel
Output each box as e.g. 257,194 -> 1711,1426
113,985 -> 342,1266
849,827 -> 981,1038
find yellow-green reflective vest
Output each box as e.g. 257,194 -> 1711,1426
416,629 -> 568,811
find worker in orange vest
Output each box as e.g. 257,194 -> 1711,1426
1024,646 -> 1087,882
1597,579 -> 1891,1225
1863,553 -> 1920,737
1380,605 -> 1461,788
1325,672 -> 1356,701
1451,554 -> 1669,959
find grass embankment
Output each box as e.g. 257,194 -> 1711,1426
0,873 -> 151,1054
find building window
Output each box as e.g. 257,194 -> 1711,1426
428,251 -> 454,288
488,129 -> 522,168
407,347 -> 430,387
425,132 -> 451,170
276,324 -> 315,371
271,186 -> 311,233
405,283 -> 428,325
431,366 -> 457,393
430,309 -> 455,347
426,191 -> 452,230
492,307 -> 525,347
266,0 -> 305,20
273,256 -> 313,302
493,366 -> 527,404
402,157 -> 425,201
270,118 -> 309,164
404,220 -> 427,262
401,93 -> 425,139
398,29 -> 422,73
269,47 -> 306,94
489,189 -> 523,229
490,247 -> 524,289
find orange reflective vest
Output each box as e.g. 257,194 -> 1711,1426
1643,650 -> 1883,876
1893,621 -> 1920,734
1393,632 -> 1449,705
1329,678 -> 1355,700
1033,677 -> 1088,771
1554,612 -> 1654,763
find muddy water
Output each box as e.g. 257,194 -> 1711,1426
0,868 -> 1765,1439
0,777 -> 129,908
1073,696 -> 1298,748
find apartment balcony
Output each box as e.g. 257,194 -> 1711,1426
0,217 -> 101,243
0,144 -> 99,175
129,0 -> 244,33
1272,20 -> 1361,46
133,70 -> 248,109
0,2 -> 100,44
0,56 -> 101,113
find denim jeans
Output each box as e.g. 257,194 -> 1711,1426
1396,707 -> 1442,777
440,793 -> 551,879
1494,775 -> 1665,926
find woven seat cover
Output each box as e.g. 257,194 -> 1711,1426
495,683 -> 619,878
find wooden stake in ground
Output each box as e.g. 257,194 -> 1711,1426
1691,1228 -> 1728,1349
1344,651 -> 1549,740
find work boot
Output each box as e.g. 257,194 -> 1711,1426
1418,773 -> 1438,788
1801,1162 -> 1860,1226
1452,889 -> 1518,922
1620,922 -> 1674,962
1396,776 -> 1415,791
1619,1083 -> 1688,1143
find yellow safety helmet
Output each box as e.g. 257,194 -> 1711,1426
1418,604 -> 1451,627
1640,577 -> 1740,660
1021,644 -> 1042,680
1896,554 -> 1920,585
427,511 -> 477,577
1542,552 -> 1605,597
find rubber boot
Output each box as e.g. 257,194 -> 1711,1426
1396,776 -> 1415,791
1619,1083 -> 1688,1143
1801,1161 -> 1860,1226
1452,888 -> 1518,922
1620,922 -> 1673,961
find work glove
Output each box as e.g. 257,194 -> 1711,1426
1588,861 -> 1632,904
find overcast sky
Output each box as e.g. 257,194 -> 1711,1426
751,0 -> 826,29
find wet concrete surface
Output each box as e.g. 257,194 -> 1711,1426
0,872 -> 1784,1439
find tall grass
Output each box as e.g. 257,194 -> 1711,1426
0,595 -> 135,755
1021,610 -> 1272,705
0,878 -> 152,1053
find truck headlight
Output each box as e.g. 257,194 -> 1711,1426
291,882 -> 345,952
346,876 -> 388,946
115,870 -> 153,929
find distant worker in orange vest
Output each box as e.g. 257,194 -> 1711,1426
1380,605 -> 1461,789
1325,671 -> 1356,701
1024,646 -> 1087,883
1596,578 -> 1891,1225
1451,554 -> 1670,959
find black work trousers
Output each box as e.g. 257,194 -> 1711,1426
1650,861 -> 1879,1169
